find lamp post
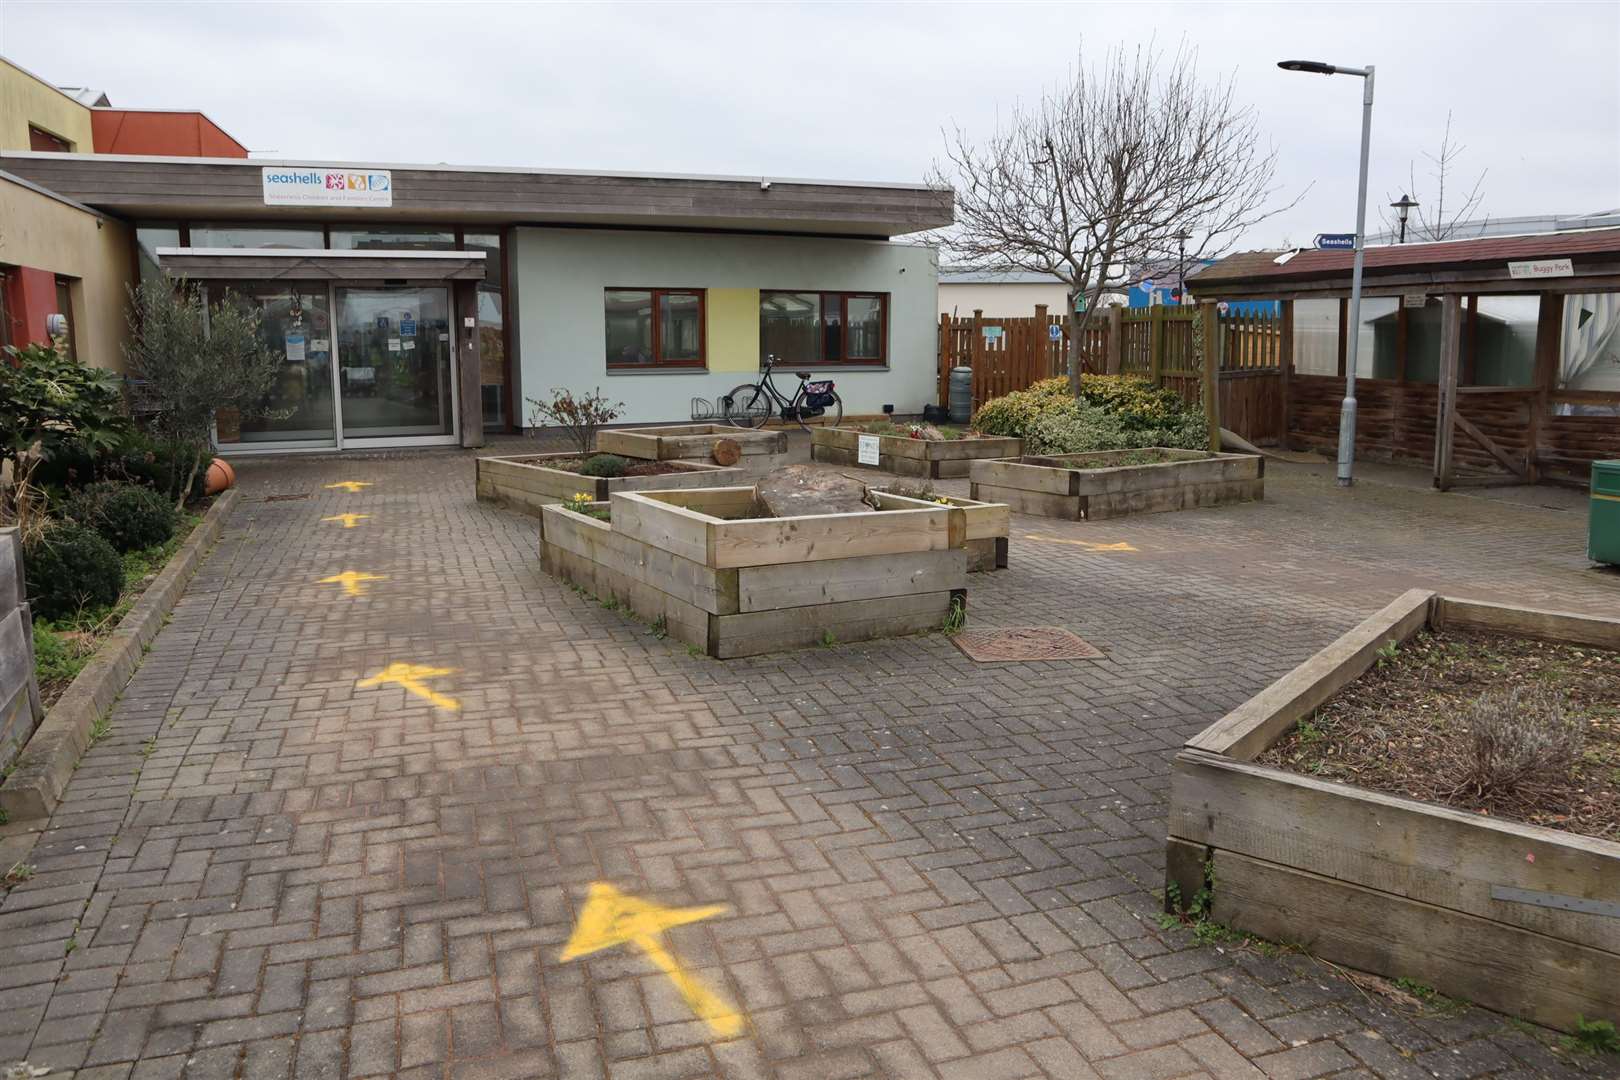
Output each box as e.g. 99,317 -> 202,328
1390,193 -> 1419,244
1279,58 -> 1374,488
1173,229 -> 1192,305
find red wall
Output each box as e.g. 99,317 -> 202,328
3,266 -> 58,347
91,110 -> 247,157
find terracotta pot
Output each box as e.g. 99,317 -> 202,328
205,457 -> 237,495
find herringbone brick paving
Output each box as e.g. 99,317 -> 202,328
3,444 -> 1617,1080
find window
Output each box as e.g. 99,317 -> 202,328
1470,296 -> 1538,387
330,227 -> 455,251
136,225 -> 181,285
605,288 -> 705,368
53,278 -> 78,361
1292,299 -> 1340,375
28,125 -> 72,152
190,223 -> 324,249
463,232 -> 508,428
1558,293 -> 1620,395
760,291 -> 887,365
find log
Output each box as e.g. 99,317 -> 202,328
755,464 -> 870,518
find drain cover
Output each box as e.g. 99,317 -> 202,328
952,626 -> 1104,663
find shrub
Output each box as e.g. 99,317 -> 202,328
576,453 -> 630,478
0,343 -> 129,462
973,375 -> 1208,454
1456,687 -> 1585,803
62,481 -> 178,552
527,387 -> 624,456
22,521 -> 124,621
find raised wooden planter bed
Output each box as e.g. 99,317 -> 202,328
539,487 -> 967,658
811,427 -> 1023,478
1166,589 -> 1620,1033
870,490 -> 1009,572
595,424 -> 790,472
970,448 -> 1262,521
475,453 -> 739,517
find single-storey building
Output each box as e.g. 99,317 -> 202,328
1190,229 -> 1620,487
2,149 -> 952,452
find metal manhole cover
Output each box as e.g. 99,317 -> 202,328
952,626 -> 1104,663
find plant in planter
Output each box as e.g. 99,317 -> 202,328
123,278 -> 282,509
527,387 -> 625,455
576,454 -> 630,478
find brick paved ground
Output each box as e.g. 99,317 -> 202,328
3,443 -> 1617,1080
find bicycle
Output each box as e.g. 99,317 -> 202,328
722,355 -> 843,431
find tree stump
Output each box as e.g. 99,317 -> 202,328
755,464 -> 870,518
711,438 -> 742,466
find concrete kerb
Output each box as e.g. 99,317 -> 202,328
0,487 -> 241,823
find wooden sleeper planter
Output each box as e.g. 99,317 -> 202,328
595,424 -> 790,472
970,448 -> 1263,521
475,452 -> 740,517
869,489 -> 1009,571
539,487 -> 968,658
1166,590 -> 1620,1034
811,427 -> 1023,478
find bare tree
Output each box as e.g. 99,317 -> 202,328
1381,112 -> 1488,243
930,41 -> 1295,392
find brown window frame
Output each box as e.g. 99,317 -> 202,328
604,288 -> 707,370
760,290 -> 889,366
54,277 -> 78,362
28,125 -> 73,152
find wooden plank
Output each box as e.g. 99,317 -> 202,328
710,591 -> 954,658
636,487 -> 760,517
737,549 -> 967,612
1171,749 -> 1620,953
1434,294 -> 1462,490
709,507 -> 957,569
0,528 -> 23,613
609,493 -> 712,565
969,458 -> 1077,496
967,482 -> 1081,521
540,506 -> 739,615
1209,848 -> 1618,1034
1453,410 -> 1526,478
870,492 -> 1010,543
1435,597 -> 1620,649
1201,302 -> 1222,451
542,544 -> 709,650
1186,589 -> 1435,759
593,429 -> 663,459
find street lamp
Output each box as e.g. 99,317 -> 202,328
1173,229 -> 1192,305
1279,58 -> 1375,488
1390,193 -> 1419,244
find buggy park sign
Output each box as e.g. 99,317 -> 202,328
1507,258 -> 1573,280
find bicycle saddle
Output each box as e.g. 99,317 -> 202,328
795,371 -> 811,380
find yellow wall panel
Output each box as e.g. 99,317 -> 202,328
1,59 -> 94,152
707,288 -> 760,373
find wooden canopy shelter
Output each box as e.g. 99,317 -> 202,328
1189,229 -> 1620,488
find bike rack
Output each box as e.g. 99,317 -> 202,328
690,396 -> 725,422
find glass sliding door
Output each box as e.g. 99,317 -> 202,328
213,282 -> 337,448
335,286 -> 456,443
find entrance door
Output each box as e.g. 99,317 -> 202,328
335,286 -> 456,443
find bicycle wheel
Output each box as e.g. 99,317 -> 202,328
796,391 -> 843,432
725,384 -> 772,429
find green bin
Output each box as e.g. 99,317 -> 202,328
1592,460 -> 1620,566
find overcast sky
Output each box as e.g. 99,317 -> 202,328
4,1 -> 1617,251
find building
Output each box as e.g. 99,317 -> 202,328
939,269 -> 1071,318
1190,229 -> 1620,486
1,56 -> 953,452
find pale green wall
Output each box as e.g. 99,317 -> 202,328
512,227 -> 939,424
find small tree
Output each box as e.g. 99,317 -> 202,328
1381,112 -> 1488,243
527,387 -> 624,456
123,278 -> 280,508
931,41 -> 1295,394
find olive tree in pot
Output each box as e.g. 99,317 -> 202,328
123,278 -> 281,509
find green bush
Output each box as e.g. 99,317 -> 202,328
577,453 -> 630,478
62,481 -> 177,552
22,521 -> 124,621
0,343 -> 128,461
972,375 -> 1208,453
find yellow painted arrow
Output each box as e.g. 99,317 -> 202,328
356,662 -> 461,712
318,570 -> 387,597
560,882 -> 741,1038
325,480 -> 372,493
322,513 -> 370,529
1023,533 -> 1137,552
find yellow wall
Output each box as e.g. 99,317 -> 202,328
0,58 -> 94,152
0,175 -> 134,371
706,287 -> 761,373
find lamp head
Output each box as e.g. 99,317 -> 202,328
1278,60 -> 1338,75
1390,193 -> 1419,221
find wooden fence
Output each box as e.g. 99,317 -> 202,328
938,304 -> 1288,445
0,527 -> 43,773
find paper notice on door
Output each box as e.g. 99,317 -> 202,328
283,332 -> 306,363
857,434 -> 881,466
311,338 -> 330,353
403,339 -> 416,350
387,337 -> 401,352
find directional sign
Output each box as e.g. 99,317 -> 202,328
1314,233 -> 1357,251
1049,324 -> 1063,341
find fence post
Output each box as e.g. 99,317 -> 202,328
1200,302 -> 1221,451
1032,304 -> 1049,379
1149,307 -> 1164,386
970,309 -> 985,410
937,313 -> 950,407
1105,306 -> 1122,374
1279,301 -> 1294,450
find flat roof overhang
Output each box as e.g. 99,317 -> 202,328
157,247 -> 488,281
1190,228 -> 1620,301
0,151 -> 954,238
